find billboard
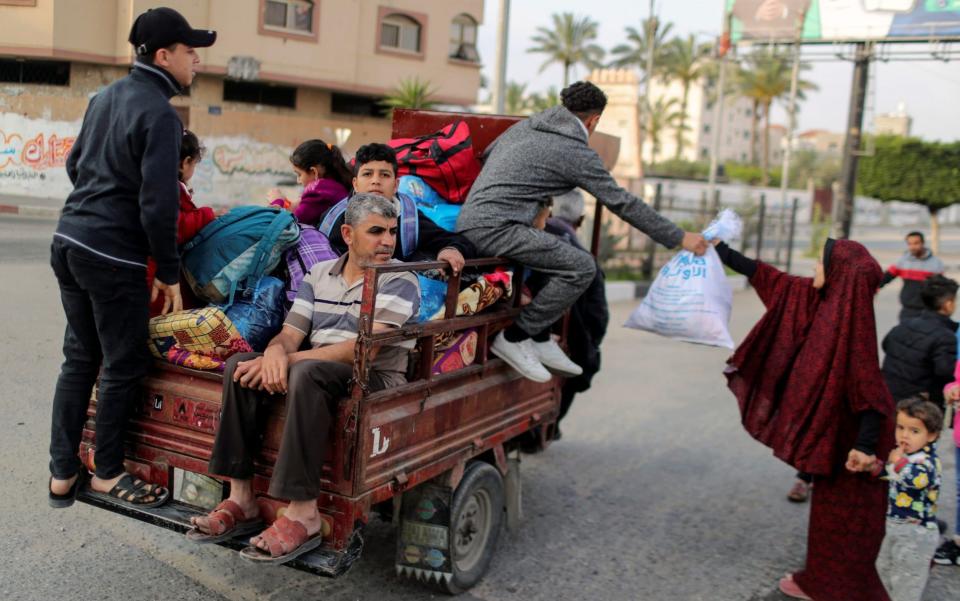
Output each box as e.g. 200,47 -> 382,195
728,0 -> 960,43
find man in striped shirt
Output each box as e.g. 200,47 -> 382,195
189,193 -> 419,563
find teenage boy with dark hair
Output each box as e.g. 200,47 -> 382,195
881,231 -> 946,322
882,274 -> 959,412
456,81 -> 707,382
319,143 -> 476,274
48,7 -> 216,509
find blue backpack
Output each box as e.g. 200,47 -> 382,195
318,194 -> 419,258
182,206 -> 300,306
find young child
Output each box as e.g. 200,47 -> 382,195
875,396 -> 944,601
269,139 -> 352,225
146,129 -> 215,316
935,343 -> 960,566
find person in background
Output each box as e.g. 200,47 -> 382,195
544,190 -> 608,429
147,129 -> 215,317
880,232 -> 945,323
882,275 -> 958,413
269,139 -> 353,226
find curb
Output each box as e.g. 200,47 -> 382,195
0,204 -> 61,220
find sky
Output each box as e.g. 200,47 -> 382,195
476,0 -> 960,142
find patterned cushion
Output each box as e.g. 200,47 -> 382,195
148,307 -> 252,360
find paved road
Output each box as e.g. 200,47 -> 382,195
1,216 -> 957,600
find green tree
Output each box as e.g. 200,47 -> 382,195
504,81 -> 529,115
858,135 -> 960,254
659,34 -> 712,160
608,17 -> 673,78
644,96 -> 683,166
528,86 -> 561,112
734,51 -> 816,186
380,77 -> 437,118
528,13 -> 605,88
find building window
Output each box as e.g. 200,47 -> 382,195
703,124 -> 710,133
743,131 -> 750,140
701,147 -> 709,159
331,92 -> 388,118
449,13 -> 479,62
381,13 -> 421,53
223,80 -> 297,109
0,59 -> 69,86
263,0 -> 314,33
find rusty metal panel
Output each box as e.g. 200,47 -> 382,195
354,362 -> 560,494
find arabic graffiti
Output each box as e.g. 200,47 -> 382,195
0,129 -> 77,172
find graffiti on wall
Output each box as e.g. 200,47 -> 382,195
0,114 -> 294,206
0,115 -> 80,198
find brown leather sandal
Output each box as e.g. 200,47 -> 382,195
186,499 -> 263,544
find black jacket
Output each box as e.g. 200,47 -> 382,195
882,310 -> 958,408
326,206 -> 476,261
55,61 -> 183,283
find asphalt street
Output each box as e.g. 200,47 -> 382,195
1,216 -> 957,600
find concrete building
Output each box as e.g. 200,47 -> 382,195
587,68 -> 642,180
0,0 -> 483,203
874,101 -> 912,137
797,129 -> 844,155
644,75 -> 770,166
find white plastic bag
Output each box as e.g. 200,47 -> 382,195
624,209 -> 742,349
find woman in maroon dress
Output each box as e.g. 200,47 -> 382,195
716,238 -> 895,601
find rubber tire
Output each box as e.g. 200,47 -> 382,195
437,461 -> 505,595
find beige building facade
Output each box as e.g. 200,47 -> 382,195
0,0 -> 484,203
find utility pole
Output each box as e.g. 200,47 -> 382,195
706,15 -> 732,207
638,0 -> 656,167
491,0 -> 510,114
774,9 -> 805,265
836,42 -> 872,239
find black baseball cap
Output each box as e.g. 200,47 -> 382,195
128,7 -> 217,56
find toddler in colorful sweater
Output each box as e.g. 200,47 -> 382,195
875,396 -> 944,601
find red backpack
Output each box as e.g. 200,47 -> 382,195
387,120 -> 481,204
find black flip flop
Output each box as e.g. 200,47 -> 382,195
83,473 -> 170,510
48,470 -> 89,509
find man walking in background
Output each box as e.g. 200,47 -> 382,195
881,231 -> 945,322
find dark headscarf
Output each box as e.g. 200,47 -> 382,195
725,240 -> 895,475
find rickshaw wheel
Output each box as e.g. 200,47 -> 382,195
437,461 -> 504,594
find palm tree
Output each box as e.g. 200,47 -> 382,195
645,96 -> 683,166
659,34 -> 712,160
528,13 -> 605,88
528,87 -> 560,112
380,77 -> 437,118
608,17 -> 673,80
735,51 -> 817,185
504,81 -> 529,115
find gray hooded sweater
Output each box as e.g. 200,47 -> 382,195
456,106 -> 683,249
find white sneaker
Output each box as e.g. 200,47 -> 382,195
531,339 -> 583,377
490,332 -> 552,383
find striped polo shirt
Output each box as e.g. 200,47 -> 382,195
284,254 -> 420,387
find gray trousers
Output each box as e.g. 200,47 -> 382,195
462,224 -> 596,336
875,520 -> 940,601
